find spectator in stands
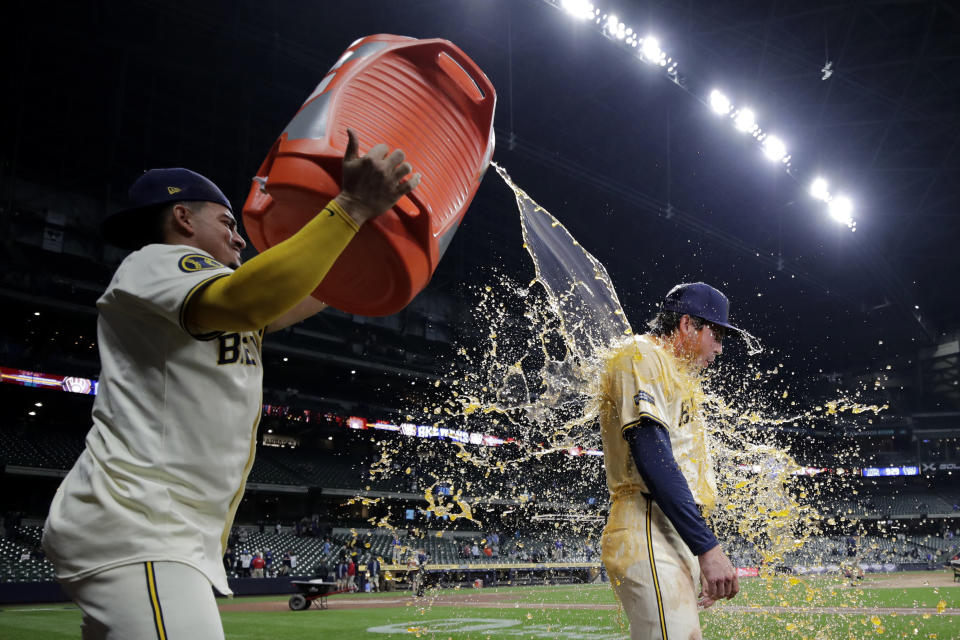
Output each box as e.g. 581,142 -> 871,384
223,547 -> 235,575
289,550 -> 298,575
367,556 -> 381,592
461,542 -> 471,559
264,548 -> 275,577
314,559 -> 327,580
347,557 -> 357,591
275,522 -> 282,535
471,542 -> 481,559
323,537 -> 332,556
483,545 -> 493,558
251,553 -> 266,578
409,550 -> 425,597
336,558 -> 348,591
240,550 -> 252,577
392,536 -> 403,563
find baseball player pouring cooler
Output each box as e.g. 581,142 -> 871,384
42,130 -> 419,639
599,283 -> 742,640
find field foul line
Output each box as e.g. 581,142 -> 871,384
718,605 -> 960,616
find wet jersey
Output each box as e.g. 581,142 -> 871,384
598,334 -> 717,512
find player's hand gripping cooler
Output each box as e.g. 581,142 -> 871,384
243,34 -> 496,316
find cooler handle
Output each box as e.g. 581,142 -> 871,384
401,40 -> 496,129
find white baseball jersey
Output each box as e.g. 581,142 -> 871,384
598,334 -> 717,512
43,243 -> 263,596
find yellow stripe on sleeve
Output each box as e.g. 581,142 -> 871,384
621,412 -> 669,436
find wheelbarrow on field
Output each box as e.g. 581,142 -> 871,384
288,580 -> 346,610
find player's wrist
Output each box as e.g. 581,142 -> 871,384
332,192 -> 384,228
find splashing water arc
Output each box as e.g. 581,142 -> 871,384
491,162 -> 633,359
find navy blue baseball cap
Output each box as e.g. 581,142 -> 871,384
661,282 -> 741,333
101,168 -> 232,249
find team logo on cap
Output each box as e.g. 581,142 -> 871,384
178,254 -> 224,273
167,186 -> 183,194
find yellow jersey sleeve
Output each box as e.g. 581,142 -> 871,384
605,340 -> 672,437
187,201 -> 357,333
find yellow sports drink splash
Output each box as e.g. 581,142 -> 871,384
354,163 -> 902,638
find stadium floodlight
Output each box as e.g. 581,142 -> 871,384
561,0 -> 594,19
615,23 -> 627,39
606,14 -> 619,31
733,108 -> 757,133
709,89 -> 731,115
828,195 -> 854,225
641,36 -> 662,63
809,177 -> 830,202
762,135 -> 787,162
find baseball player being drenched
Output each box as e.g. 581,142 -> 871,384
42,130 -> 419,639
599,283 -> 741,640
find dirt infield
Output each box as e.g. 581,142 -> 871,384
859,570 -> 956,589
219,590 -> 526,612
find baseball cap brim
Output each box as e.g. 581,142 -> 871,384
710,319 -> 742,334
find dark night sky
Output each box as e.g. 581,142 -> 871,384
5,0 -> 959,382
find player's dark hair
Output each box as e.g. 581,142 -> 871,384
646,310 -> 706,337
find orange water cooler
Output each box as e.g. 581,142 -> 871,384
242,34 -> 496,316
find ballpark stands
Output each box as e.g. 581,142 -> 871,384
0,526 -> 55,582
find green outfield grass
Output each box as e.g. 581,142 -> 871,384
1,572 -> 957,639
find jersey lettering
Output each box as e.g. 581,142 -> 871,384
679,400 -> 692,426
241,336 -> 256,364
634,389 -> 656,407
217,333 -> 258,366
